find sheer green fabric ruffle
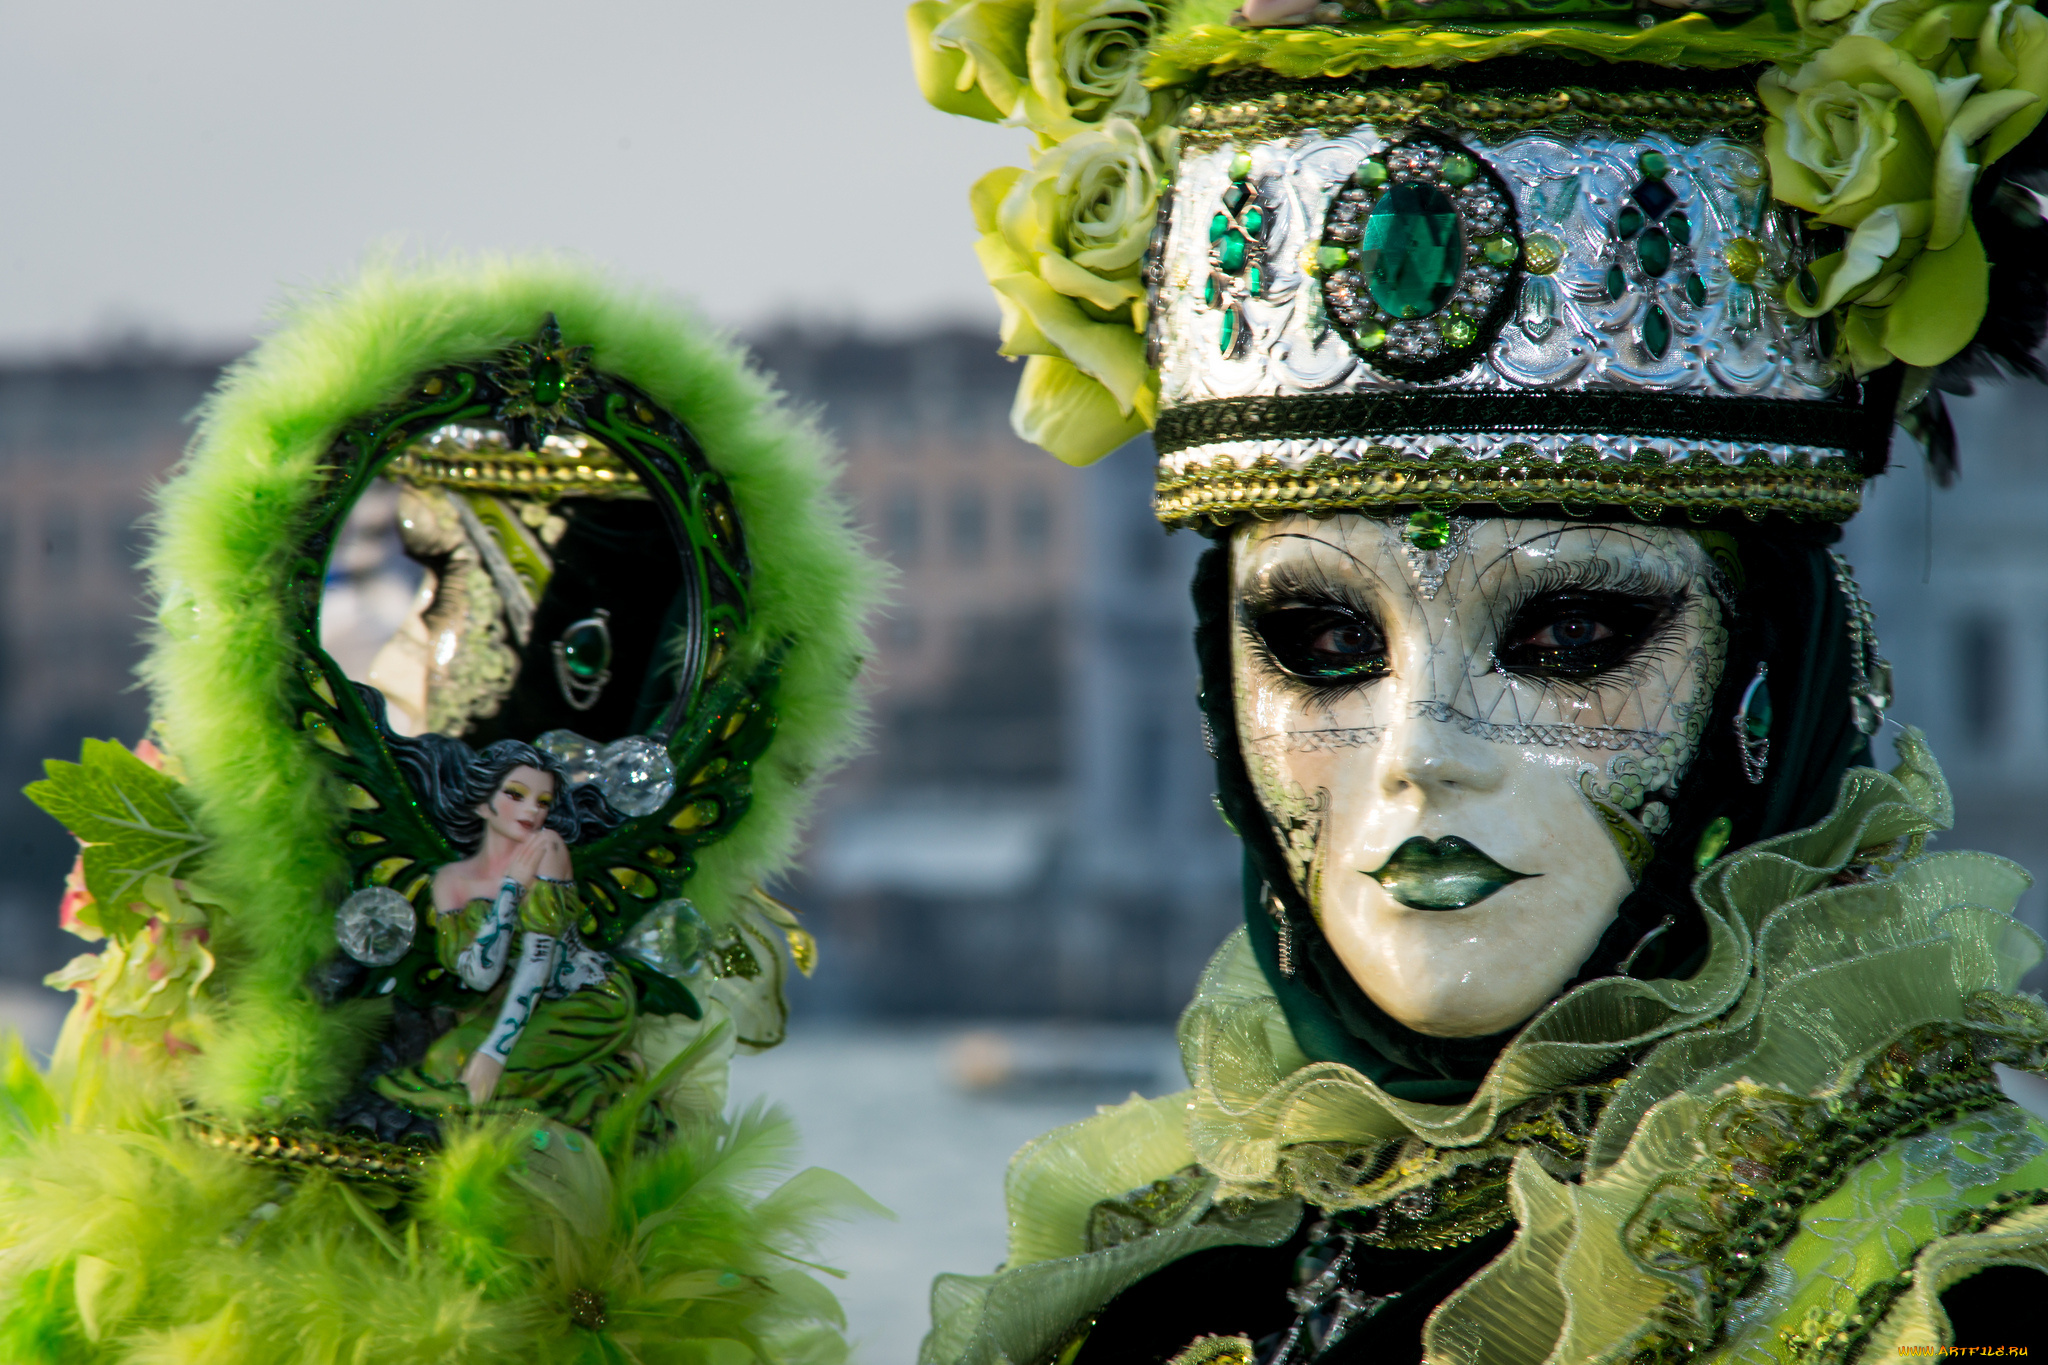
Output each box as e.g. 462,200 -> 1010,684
922,731 -> 2048,1365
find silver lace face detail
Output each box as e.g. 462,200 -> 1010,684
1153,131 -> 1836,407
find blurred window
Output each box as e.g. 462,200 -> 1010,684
1956,617 -> 2006,744
951,487 -> 987,565
1016,489 -> 1051,560
883,489 -> 921,567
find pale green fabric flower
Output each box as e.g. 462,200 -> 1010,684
971,119 -> 1160,464
1763,8 -> 2048,370
913,0 -> 1161,138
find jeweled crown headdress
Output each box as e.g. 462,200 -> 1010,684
910,0 -> 2048,525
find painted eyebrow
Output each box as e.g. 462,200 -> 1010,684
1473,525 -> 1673,580
1244,529 -> 1402,602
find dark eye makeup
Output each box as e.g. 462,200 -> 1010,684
1494,589 -> 1678,678
1253,605 -> 1390,683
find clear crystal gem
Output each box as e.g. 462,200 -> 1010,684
617,898 -> 709,982
599,736 -> 676,816
335,886 -> 416,966
537,728 -> 604,787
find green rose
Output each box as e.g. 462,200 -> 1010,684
972,118 -> 1161,464
1762,8 -> 2048,369
910,0 -> 1161,137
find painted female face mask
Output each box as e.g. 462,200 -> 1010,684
1231,515 -> 1730,1039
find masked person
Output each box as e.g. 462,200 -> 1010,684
909,0 -> 2048,1356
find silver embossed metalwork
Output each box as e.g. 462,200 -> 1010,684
1154,131 -> 1833,408
1159,431 -> 1849,477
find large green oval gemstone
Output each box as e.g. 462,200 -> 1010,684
1357,182 -> 1463,320
1636,227 -> 1672,277
560,620 -> 612,680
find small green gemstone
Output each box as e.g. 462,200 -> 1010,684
1638,149 -> 1671,180
529,356 -> 565,405
1439,313 -> 1478,347
1637,226 -> 1672,277
1642,303 -> 1672,358
1605,264 -> 1627,300
1405,509 -> 1451,551
1204,274 -> 1221,307
1218,229 -> 1248,273
1229,150 -> 1253,182
1353,159 -> 1388,189
1246,264 -> 1264,296
1242,205 -> 1266,237
1222,183 -> 1249,212
1743,677 -> 1772,738
1219,305 -> 1240,353
1694,815 -> 1733,871
1684,271 -> 1707,307
1353,323 -> 1388,351
1210,212 -> 1229,243
1617,205 -> 1645,238
560,620 -> 612,680
1315,245 -> 1351,274
1478,233 -> 1516,266
1666,211 -> 1692,248
1440,154 -> 1476,187
1797,265 -> 1819,304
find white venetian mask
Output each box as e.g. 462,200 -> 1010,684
1229,514 -> 1729,1039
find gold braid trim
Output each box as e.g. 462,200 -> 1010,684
189,1120 -> 430,1187
1156,452 -> 1864,527
1180,83 -> 1765,146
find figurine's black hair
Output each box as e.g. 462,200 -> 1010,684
374,687 -> 622,853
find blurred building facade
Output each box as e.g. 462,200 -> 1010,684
1,339 -> 2042,1013
0,359 -> 212,975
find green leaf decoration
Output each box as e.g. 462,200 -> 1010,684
24,739 -> 207,941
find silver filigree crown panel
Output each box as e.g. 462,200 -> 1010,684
1152,130 -> 1839,408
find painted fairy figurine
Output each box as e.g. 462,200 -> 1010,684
375,736 -> 636,1126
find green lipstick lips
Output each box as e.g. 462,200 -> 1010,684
1364,836 -> 1536,910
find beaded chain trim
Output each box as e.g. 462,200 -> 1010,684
190,1121 -> 430,1188
1181,82 -> 1765,147
385,423 -> 649,501
1157,447 -> 1863,526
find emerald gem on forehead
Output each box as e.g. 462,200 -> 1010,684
1358,181 -> 1463,319
1404,509 -> 1450,551
1740,672 -> 1773,739
559,619 -> 612,681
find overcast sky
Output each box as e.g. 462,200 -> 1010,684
2,1 -> 1021,357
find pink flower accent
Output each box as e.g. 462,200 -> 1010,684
58,854 -> 92,935
1241,0 -> 1321,22
131,739 -> 168,772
